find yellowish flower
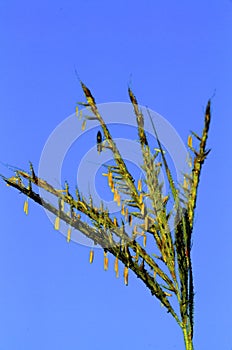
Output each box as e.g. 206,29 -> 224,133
81,119 -> 86,131
137,179 -> 142,192
23,200 -> 29,215
187,135 -> 193,148
143,234 -> 147,247
114,257 -> 119,278
113,189 -> 118,201
89,250 -> 94,264
116,193 -> 121,206
75,106 -> 79,117
104,251 -> 108,270
67,228 -> 71,242
54,216 -> 60,230
123,267 -> 129,285
162,196 -> 169,205
108,171 -> 113,187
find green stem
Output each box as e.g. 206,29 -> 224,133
182,326 -> 194,350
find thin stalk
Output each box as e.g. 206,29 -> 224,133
182,326 -> 194,350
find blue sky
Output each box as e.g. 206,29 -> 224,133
0,1 -> 232,349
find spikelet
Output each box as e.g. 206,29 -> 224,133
75,105 -> 79,117
113,217 -> 118,226
67,227 -> 71,242
139,193 -> 143,204
108,171 -> 113,188
87,96 -> 95,106
114,257 -> 119,278
128,87 -> 138,108
162,196 -> 169,205
104,251 -> 108,270
123,266 -> 129,285
153,270 -> 157,279
54,216 -> 60,230
187,135 -> 193,148
116,193 -> 121,206
23,199 -> 29,215
121,204 -> 125,215
89,250 -> 94,264
137,179 -> 142,192
81,82 -> 96,106
143,233 -> 147,247
81,119 -> 86,130
113,188 -> 118,201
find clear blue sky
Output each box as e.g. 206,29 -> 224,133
0,1 -> 231,349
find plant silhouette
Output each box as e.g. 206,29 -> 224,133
1,82 -> 211,350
